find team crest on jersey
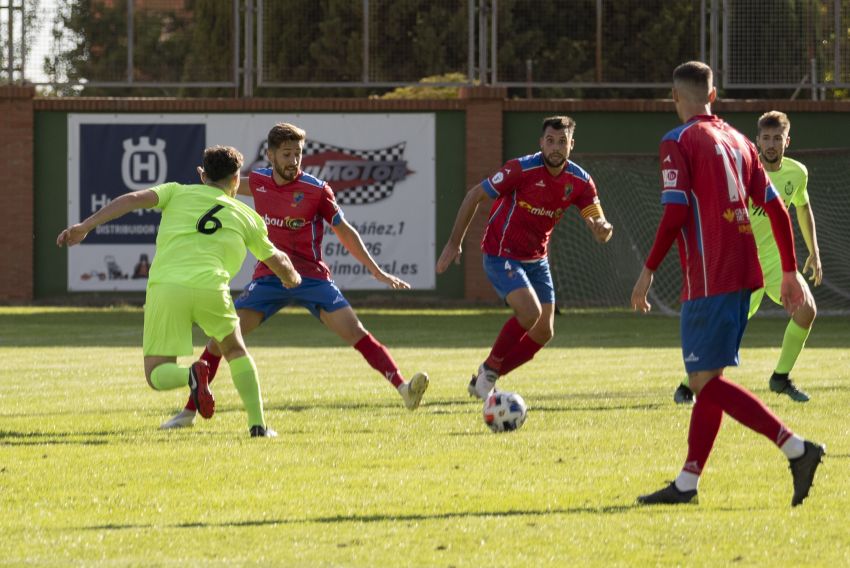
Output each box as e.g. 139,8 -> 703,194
662,169 -> 679,188
244,139 -> 413,206
563,184 -> 573,199
292,192 -> 304,207
784,181 -> 794,196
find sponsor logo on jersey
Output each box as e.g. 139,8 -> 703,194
662,169 -> 679,188
723,207 -> 753,233
535,180 -> 546,188
518,200 -> 564,219
262,213 -> 305,230
663,154 -> 672,163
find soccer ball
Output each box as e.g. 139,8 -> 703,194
483,391 -> 528,433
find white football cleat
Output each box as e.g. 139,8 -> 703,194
468,364 -> 498,400
399,372 -> 429,410
159,409 -> 196,430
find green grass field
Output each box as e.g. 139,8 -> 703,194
1,307 -> 848,566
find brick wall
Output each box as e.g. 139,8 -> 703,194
0,86 -> 35,302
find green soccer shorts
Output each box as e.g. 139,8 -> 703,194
143,282 -> 239,356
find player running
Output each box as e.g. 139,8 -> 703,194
436,115 -> 613,399
57,146 -> 301,438
161,123 -> 428,430
674,110 -> 822,404
631,61 -> 825,506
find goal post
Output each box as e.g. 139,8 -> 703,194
548,151 -> 850,315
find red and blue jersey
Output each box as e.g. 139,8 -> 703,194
248,168 -> 343,281
480,152 -> 600,260
651,114 -> 783,300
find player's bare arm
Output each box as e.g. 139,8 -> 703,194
796,203 -> 822,286
436,184 -> 490,273
332,220 -> 411,290
57,189 -> 159,247
263,249 -> 301,289
630,267 -> 654,313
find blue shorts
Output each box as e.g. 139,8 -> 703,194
235,275 -> 351,321
483,254 -> 555,304
680,290 -> 751,373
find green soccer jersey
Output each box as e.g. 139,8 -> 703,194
148,182 -> 276,291
748,156 -> 809,264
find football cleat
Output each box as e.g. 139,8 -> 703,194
673,383 -> 695,405
188,360 -> 215,419
637,481 -> 698,505
467,364 -> 498,400
790,440 -> 826,506
159,409 -> 196,430
769,373 -> 810,403
399,372 -> 429,411
249,425 -> 278,438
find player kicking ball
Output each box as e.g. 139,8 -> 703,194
161,123 -> 427,430
437,116 -> 613,399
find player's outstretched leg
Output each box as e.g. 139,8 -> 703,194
398,372 -> 430,410
790,440 -> 826,506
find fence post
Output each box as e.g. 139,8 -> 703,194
459,86 -> 506,302
244,0 -> 254,98
0,85 -> 35,301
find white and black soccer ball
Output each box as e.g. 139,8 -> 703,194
483,391 -> 528,433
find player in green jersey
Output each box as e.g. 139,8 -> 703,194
674,111 -> 821,404
57,145 -> 301,437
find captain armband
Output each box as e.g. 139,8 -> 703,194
580,203 -> 605,220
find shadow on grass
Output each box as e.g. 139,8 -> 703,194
81,505 -> 639,531
0,429 -> 111,446
4,309 -> 848,349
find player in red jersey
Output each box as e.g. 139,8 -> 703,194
436,116 -> 613,399
631,61 -> 825,506
160,123 -> 428,429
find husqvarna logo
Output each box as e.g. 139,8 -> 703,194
122,137 -> 167,190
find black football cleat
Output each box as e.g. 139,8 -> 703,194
790,440 -> 826,507
637,482 -> 698,505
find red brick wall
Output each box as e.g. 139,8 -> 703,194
0,86 -> 35,302
460,87 -> 506,302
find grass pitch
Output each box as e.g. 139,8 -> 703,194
1,307 -> 848,566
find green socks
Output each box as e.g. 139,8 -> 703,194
150,363 -> 191,391
229,355 -> 265,428
775,320 -> 811,374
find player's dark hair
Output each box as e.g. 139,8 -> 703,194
758,110 -> 790,133
268,122 -> 306,150
202,145 -> 244,182
541,115 -> 576,136
673,61 -> 713,91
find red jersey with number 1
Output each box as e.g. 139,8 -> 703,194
248,168 -> 344,281
480,152 -> 600,260
658,114 -> 779,300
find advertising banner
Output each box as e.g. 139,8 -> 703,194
67,113 -> 436,292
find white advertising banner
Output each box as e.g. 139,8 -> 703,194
67,113 -> 436,292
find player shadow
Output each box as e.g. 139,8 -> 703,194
0,429 -> 111,447
81,505 -> 639,532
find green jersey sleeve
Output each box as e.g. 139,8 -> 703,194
791,161 -> 809,208
150,182 -> 180,210
242,206 -> 276,262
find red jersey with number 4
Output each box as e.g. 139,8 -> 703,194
248,168 -> 343,281
480,152 -> 600,260
659,114 -> 779,300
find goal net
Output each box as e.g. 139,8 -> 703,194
549,150 -> 850,315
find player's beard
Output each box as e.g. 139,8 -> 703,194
543,152 -> 566,169
273,160 -> 299,181
760,151 -> 780,165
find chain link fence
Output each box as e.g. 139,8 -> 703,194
3,0 -> 850,96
